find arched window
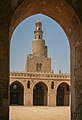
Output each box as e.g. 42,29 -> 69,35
27,81 -> 30,89
36,63 -> 39,72
38,27 -> 40,30
39,35 -> 40,39
51,81 -> 54,89
40,63 -> 42,70
36,63 -> 42,72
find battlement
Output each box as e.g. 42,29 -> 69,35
10,72 -> 70,80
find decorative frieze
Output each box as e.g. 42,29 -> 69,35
10,72 -> 70,80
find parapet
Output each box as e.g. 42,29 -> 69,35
10,71 -> 70,80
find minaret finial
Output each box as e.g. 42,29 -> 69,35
36,19 -> 41,23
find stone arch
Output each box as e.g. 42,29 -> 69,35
10,0 -> 81,45
10,80 -> 25,88
9,0 -> 82,119
33,81 -> 48,106
56,81 -> 70,92
10,81 -> 24,105
56,82 -> 70,106
32,80 -> 48,90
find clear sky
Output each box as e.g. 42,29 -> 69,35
10,14 -> 70,74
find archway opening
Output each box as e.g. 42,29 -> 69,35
10,14 -> 70,74
33,82 -> 48,106
10,13 -> 70,119
10,81 -> 24,105
56,82 -> 70,106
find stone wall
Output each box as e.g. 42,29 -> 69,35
10,72 -> 70,106
0,0 -> 12,119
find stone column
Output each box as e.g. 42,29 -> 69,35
25,90 -> 33,106
44,90 -> 47,105
47,91 -> 50,106
49,90 -> 55,106
24,87 -> 26,106
47,82 -> 50,106
54,88 -> 56,106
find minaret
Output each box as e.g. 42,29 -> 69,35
32,20 -> 47,57
34,19 -> 43,40
25,20 -> 51,72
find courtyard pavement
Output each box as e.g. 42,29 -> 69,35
10,106 -> 70,120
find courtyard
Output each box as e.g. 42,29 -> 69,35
10,106 -> 70,120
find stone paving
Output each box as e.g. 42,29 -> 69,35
10,106 -> 70,120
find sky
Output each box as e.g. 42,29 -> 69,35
10,14 -> 70,74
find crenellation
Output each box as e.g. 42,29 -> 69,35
10,71 -> 70,79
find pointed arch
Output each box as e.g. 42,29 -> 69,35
10,81 -> 24,105
56,82 -> 70,106
33,81 -> 48,106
